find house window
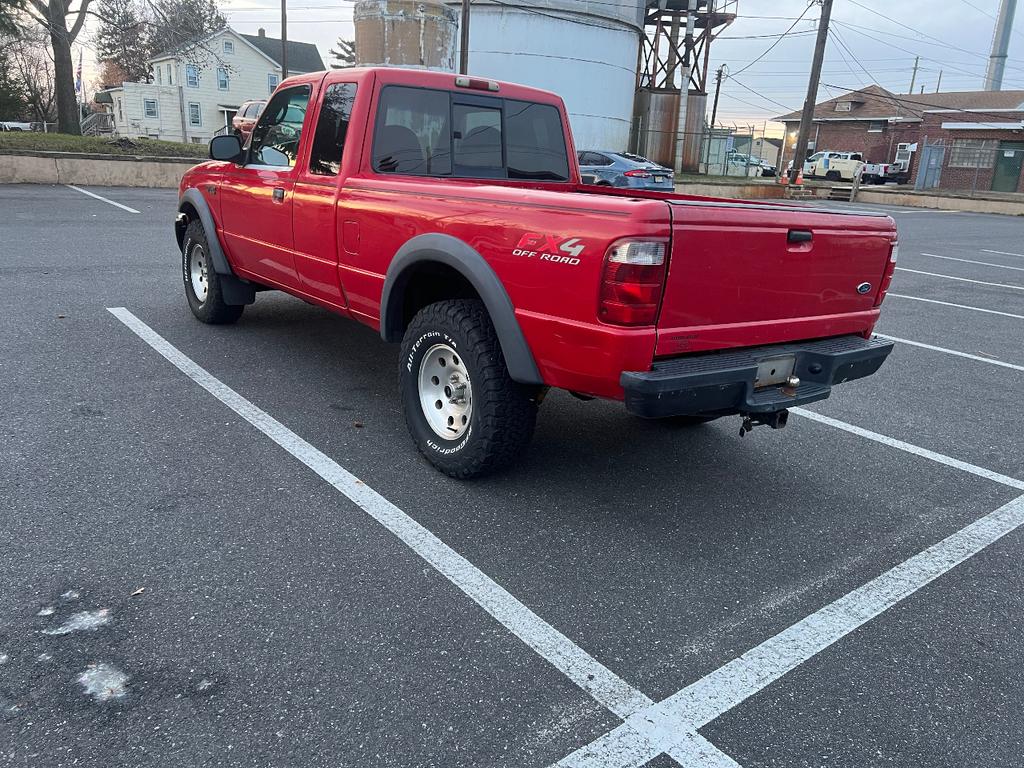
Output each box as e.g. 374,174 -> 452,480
143,98 -> 159,118
167,63 -> 172,85
223,39 -> 234,55
834,101 -> 852,112
156,67 -> 162,85
186,64 -> 199,88
949,138 -> 998,168
867,120 -> 885,133
188,102 -> 202,127
217,67 -> 229,91
116,98 -> 123,121
268,73 -> 279,94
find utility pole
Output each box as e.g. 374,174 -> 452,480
703,64 -> 724,174
790,0 -> 833,183
460,0 -> 471,75
908,56 -> 919,95
936,70 -> 943,92
708,64 -> 724,135
281,0 -> 289,78
985,0 -> 1017,90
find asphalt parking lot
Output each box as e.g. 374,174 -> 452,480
1,183 -> 1022,768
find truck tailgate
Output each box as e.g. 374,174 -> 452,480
656,201 -> 896,356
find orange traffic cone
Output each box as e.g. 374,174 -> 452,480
777,171 -> 787,185
795,168 -> 804,186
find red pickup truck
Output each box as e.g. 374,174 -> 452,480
175,67 -> 897,478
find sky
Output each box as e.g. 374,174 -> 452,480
80,0 -> 1022,133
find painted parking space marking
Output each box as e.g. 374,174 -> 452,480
982,249 -> 1024,259
888,293 -> 1024,319
922,253 -> 1024,273
106,307 -> 651,721
895,267 -> 1024,291
108,307 -> 1024,768
555,494 -> 1024,767
790,409 -> 1024,491
875,333 -> 1024,372
65,184 -> 140,214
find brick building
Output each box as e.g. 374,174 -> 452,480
776,85 -> 1024,194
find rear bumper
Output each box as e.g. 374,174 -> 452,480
621,335 -> 894,419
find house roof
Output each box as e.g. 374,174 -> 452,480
94,90 -> 114,104
774,85 -> 1024,123
150,27 -> 323,74
239,33 -> 324,73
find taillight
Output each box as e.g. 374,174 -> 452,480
624,169 -> 652,178
598,239 -> 668,326
875,241 -> 898,307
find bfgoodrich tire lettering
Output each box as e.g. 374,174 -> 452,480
399,299 -> 538,478
182,219 -> 244,325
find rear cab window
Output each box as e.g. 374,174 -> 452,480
309,82 -> 358,176
371,85 -> 569,182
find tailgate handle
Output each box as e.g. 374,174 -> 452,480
788,229 -> 813,243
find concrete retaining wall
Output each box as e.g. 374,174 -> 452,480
855,187 -> 1024,216
0,151 -> 199,188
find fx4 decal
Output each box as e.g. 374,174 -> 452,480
512,233 -> 586,265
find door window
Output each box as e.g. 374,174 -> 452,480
249,85 -> 311,168
309,83 -> 357,176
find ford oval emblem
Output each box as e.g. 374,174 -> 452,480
857,282 -> 872,294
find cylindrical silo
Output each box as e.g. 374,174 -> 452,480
632,88 -> 681,168
355,0 -> 459,71
445,0 -> 645,151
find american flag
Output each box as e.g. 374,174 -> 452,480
74,48 -> 83,97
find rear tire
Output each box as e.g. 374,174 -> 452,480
182,220 -> 244,325
825,170 -> 842,181
399,299 -> 538,479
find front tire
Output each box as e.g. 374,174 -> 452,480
399,300 -> 538,478
182,220 -> 244,324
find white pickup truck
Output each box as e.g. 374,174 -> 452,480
801,151 -> 895,184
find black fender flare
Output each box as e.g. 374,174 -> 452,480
177,188 -> 232,275
380,234 -> 543,386
176,188 -> 255,306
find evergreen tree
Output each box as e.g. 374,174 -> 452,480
93,0 -> 149,84
330,38 -> 355,69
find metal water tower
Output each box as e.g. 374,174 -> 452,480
633,1 -> 737,171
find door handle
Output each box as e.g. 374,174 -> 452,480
272,187 -> 285,202
787,229 -> 813,243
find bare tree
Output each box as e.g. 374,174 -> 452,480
23,0 -> 93,133
9,28 -> 57,123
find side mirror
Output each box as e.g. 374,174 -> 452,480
209,134 -> 243,163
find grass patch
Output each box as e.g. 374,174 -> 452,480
0,131 -> 208,159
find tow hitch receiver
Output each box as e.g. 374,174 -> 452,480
739,409 -> 789,437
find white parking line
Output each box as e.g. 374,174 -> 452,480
875,333 -> 1024,372
66,184 -> 140,214
923,253 -> 1024,273
896,267 -> 1024,291
791,408 -> 1024,491
982,249 -> 1024,259
106,307 -> 652,721
109,306 -> 1024,768
555,493 -> 1024,767
889,293 -> 1024,320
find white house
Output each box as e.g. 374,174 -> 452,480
95,27 -> 323,144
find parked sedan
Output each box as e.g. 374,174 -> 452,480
231,100 -> 266,143
577,150 -> 675,190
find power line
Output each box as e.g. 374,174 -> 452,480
726,74 -> 798,112
730,1 -> 815,77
